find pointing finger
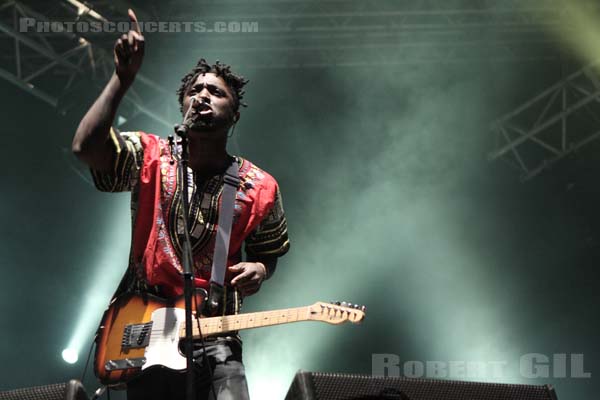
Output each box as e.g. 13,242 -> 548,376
128,8 -> 141,34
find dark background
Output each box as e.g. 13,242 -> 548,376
1,1 -> 598,399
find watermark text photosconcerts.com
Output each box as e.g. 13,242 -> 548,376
19,18 -> 259,34
372,353 -> 592,380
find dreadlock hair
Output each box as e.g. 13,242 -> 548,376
177,58 -> 249,113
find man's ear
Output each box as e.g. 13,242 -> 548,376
233,111 -> 240,123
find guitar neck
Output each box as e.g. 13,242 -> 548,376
185,306 -> 312,338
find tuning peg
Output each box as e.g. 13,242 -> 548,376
341,301 -> 347,307
333,301 -> 341,306
360,305 -> 367,312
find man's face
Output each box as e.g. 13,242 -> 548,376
182,72 -> 237,134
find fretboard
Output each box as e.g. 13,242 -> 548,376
182,306 -> 312,338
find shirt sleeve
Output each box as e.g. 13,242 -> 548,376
244,186 -> 290,259
90,127 -> 144,192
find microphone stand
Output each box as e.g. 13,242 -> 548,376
171,98 -> 198,400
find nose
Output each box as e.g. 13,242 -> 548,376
196,86 -> 211,104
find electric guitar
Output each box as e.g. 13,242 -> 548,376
94,292 -> 366,385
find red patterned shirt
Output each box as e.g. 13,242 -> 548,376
92,129 -> 290,299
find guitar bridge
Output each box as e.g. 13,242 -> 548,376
121,322 -> 153,349
105,357 -> 146,371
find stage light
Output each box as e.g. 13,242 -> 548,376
65,0 -> 107,21
62,348 -> 78,364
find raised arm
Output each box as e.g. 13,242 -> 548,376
72,9 -> 145,171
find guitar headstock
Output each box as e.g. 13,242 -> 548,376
308,301 -> 366,325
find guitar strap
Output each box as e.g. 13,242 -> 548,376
205,159 -> 240,316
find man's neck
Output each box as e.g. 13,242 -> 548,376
187,132 -> 232,180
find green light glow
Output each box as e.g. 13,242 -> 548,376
64,198 -> 131,360
239,63 -> 530,396
534,0 -> 600,68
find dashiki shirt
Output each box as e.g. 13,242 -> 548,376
91,128 -> 290,311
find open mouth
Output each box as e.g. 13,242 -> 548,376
196,102 -> 213,116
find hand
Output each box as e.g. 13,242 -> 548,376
114,9 -> 145,87
229,262 -> 267,296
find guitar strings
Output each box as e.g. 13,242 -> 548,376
132,308 -> 312,339
125,307 -> 358,342
137,307 -> 354,336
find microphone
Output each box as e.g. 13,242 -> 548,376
174,97 -> 197,138
174,122 -> 189,137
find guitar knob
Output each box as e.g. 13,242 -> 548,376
361,305 -> 367,312
354,304 -> 359,309
334,301 -> 341,305
341,301 -> 347,307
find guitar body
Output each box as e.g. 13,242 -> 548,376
94,292 -> 203,385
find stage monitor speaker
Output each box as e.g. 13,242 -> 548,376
285,371 -> 559,400
0,380 -> 89,400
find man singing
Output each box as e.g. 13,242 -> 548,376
72,9 -> 290,399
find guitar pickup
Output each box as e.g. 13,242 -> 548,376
105,357 -> 146,371
121,322 -> 153,349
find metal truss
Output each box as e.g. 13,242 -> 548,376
489,61 -> 600,181
134,0 -> 572,68
0,0 -> 176,129
40,0 -> 578,69
0,0 -> 582,104
142,0 -> 568,32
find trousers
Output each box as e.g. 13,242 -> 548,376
126,338 -> 250,400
